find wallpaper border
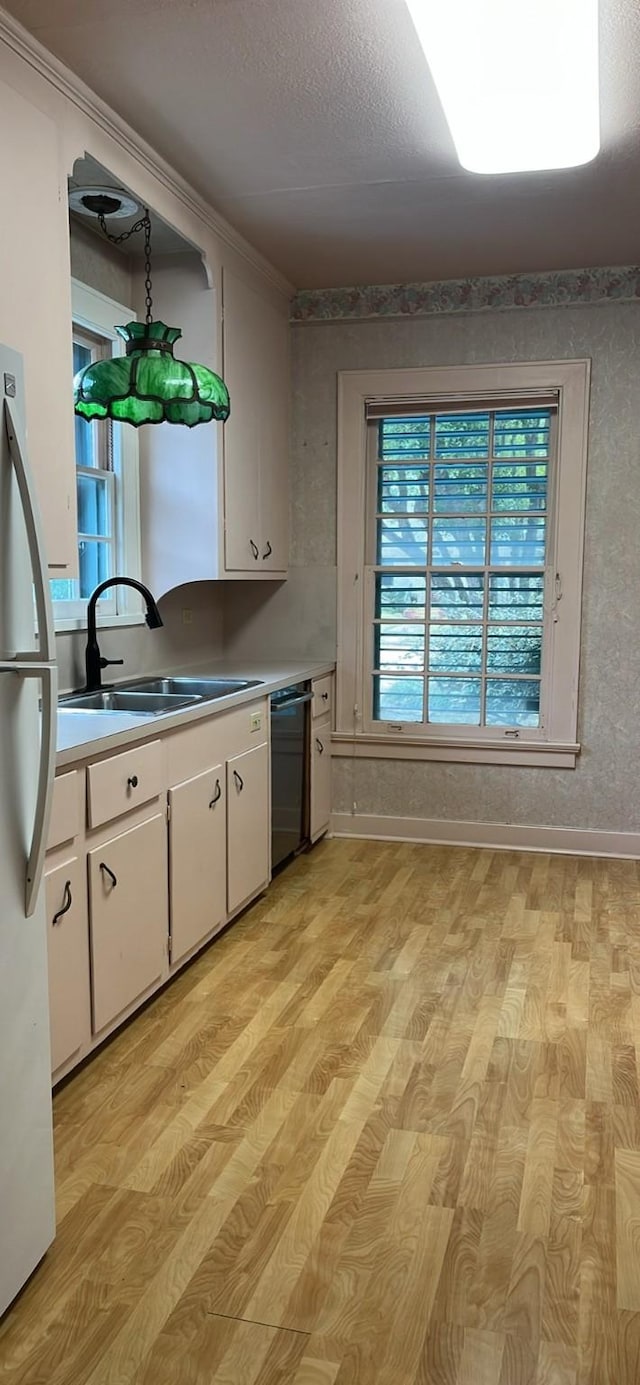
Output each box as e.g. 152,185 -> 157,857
291,263 -> 640,322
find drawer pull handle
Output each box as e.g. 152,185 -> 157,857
321,691 -> 329,701
52,879 -> 72,927
233,769 -> 244,792
262,540 -> 272,560
250,539 -> 259,560
127,774 -> 139,790
316,737 -> 324,754
100,862 -> 117,889
210,779 -> 222,808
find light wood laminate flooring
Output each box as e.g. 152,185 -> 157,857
2,839 -> 640,1384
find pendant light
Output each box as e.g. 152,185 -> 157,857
73,197 -> 230,428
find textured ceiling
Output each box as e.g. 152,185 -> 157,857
5,0 -> 640,288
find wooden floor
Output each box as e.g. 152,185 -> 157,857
2,839 -> 640,1383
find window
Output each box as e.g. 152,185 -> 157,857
50,281 -> 141,628
337,362 -> 591,767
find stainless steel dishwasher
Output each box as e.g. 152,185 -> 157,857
270,683 -> 312,871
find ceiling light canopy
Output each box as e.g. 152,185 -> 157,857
405,0 -> 600,175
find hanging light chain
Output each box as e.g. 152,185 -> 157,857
97,208 -> 154,325
143,219 -> 153,325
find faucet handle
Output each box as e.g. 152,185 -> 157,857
100,657 -> 124,670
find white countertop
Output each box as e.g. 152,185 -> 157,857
56,658 -> 335,768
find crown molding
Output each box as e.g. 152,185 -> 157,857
292,263 -> 640,322
0,6 -> 294,300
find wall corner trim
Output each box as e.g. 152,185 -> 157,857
0,8 -> 294,300
330,812 -> 640,860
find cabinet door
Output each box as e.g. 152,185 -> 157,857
310,716 -> 331,842
227,743 -> 270,914
169,764 -> 226,965
45,857 -> 90,1075
222,269 -> 288,574
258,302 -> 289,573
88,814 -> 168,1034
0,77 -> 76,572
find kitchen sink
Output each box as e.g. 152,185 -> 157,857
59,690 -> 201,715
121,676 -> 264,700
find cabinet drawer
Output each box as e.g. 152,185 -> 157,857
312,676 -> 332,720
87,740 -> 164,829
48,770 -> 81,851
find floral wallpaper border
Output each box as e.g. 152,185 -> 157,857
291,264 -> 640,322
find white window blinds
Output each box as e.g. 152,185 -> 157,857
368,402 -> 557,729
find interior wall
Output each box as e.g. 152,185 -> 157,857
287,299 -> 640,834
56,581 -> 225,694
68,217 -> 132,305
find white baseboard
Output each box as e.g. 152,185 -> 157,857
330,812 -> 640,860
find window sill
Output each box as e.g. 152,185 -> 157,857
54,612 -> 147,635
331,732 -> 579,769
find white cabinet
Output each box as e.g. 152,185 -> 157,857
139,259 -> 289,589
46,689 -> 282,1081
88,814 -> 168,1034
139,253 -> 224,596
222,269 -> 289,576
310,716 -> 331,842
0,76 -> 76,573
227,743 -> 270,913
169,764 -> 226,965
45,856 -> 90,1075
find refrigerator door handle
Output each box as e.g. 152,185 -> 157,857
0,660 -> 58,916
26,661 -> 57,917
3,397 -> 55,664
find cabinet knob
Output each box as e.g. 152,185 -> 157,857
52,879 -> 72,927
250,539 -> 259,560
127,774 -> 139,790
315,737 -> 324,754
262,540 -> 272,560
233,769 -> 244,791
321,691 -> 329,701
210,779 -> 222,808
99,862 -> 118,889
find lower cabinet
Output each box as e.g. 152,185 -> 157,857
46,688 -> 306,1083
310,715 -> 331,841
45,856 -> 90,1074
227,742 -> 270,914
169,763 -> 226,965
88,814 -> 168,1034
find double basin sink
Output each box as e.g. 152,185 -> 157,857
59,676 -> 264,717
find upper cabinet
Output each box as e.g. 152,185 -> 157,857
0,76 -> 77,574
222,268 -> 289,577
139,256 -> 290,594
0,31 -> 292,589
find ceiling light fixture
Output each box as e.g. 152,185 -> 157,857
73,196 -> 230,428
405,0 -> 600,175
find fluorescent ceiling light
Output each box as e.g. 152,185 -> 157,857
405,0 -> 600,174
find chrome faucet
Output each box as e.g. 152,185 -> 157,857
84,578 -> 163,692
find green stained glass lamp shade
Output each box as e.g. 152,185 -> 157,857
74,321 -> 230,428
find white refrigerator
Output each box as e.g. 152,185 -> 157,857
0,344 -> 57,1316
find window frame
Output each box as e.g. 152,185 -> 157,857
336,360 -> 591,769
52,279 -> 142,632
